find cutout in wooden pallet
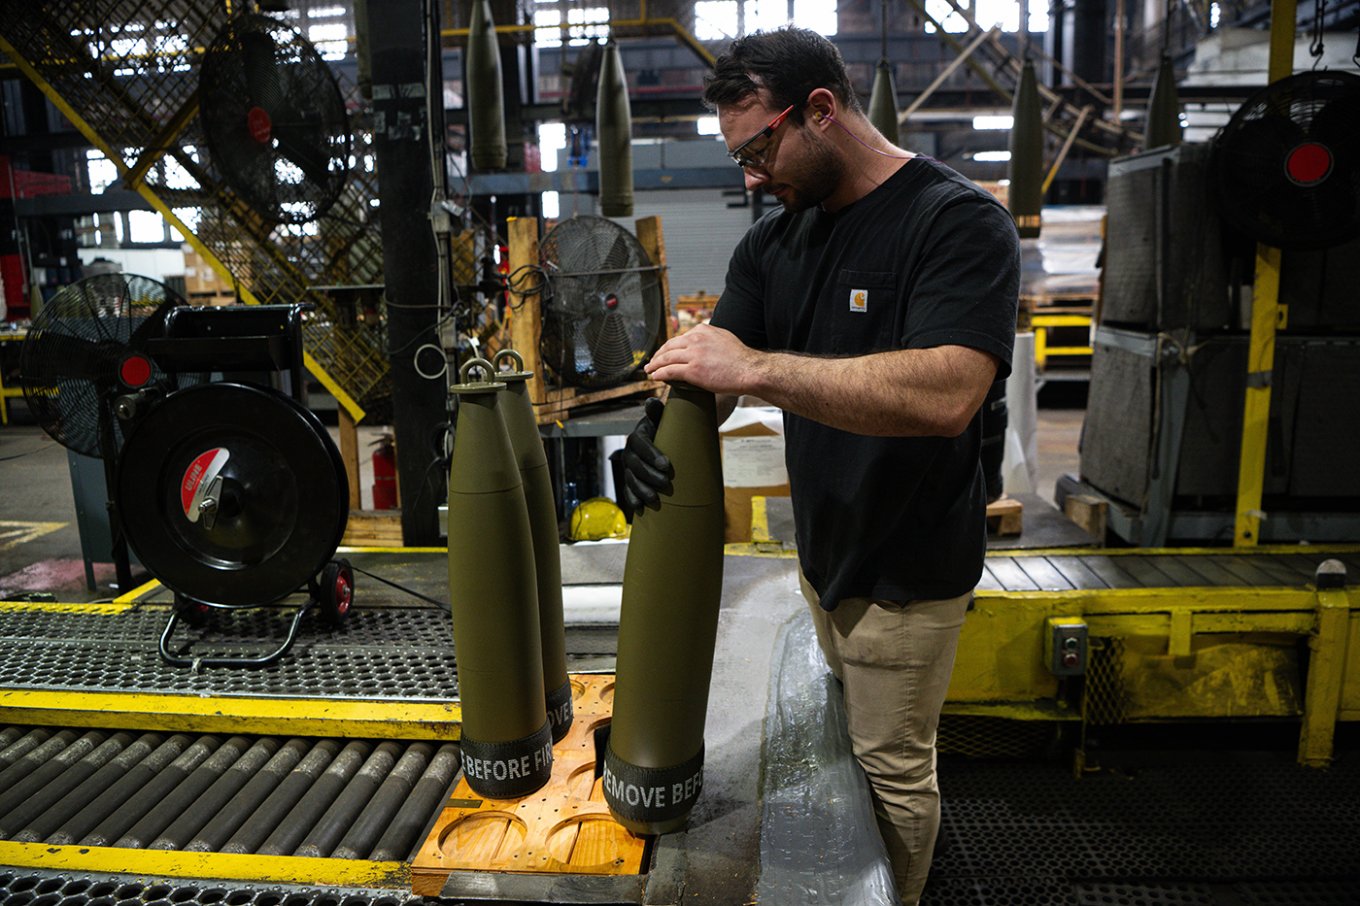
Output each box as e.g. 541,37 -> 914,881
410,674 -> 647,895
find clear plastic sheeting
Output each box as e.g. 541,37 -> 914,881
756,610 -> 898,906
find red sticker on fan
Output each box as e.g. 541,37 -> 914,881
1285,142 -> 1332,186
181,448 -> 230,522
248,106 -> 272,144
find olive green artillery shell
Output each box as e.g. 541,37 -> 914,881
467,0 -> 507,171
610,386 -> 724,767
596,40 -> 634,217
867,59 -> 900,145
1007,59 -> 1044,239
446,384 -> 547,745
495,365 -> 571,740
1145,53 -> 1184,150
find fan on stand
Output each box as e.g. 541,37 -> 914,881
20,274 -> 203,588
199,13 -> 351,223
1211,70 -> 1360,250
538,216 -> 664,389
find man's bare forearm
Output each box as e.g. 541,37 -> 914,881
747,346 -> 997,437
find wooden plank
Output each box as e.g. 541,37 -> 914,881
506,216 -> 544,404
411,676 -> 645,893
1013,557 -> 1076,591
338,409 -> 362,510
983,557 -> 1040,591
533,381 -> 660,425
341,510 -> 403,547
1045,555 -> 1111,590
634,215 -> 675,345
1062,493 -> 1107,541
985,496 -> 1023,537
1078,555 -> 1146,589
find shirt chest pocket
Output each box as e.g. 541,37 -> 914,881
830,269 -> 900,352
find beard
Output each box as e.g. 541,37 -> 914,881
768,130 -> 844,213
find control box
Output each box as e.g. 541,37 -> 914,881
1045,617 -> 1088,676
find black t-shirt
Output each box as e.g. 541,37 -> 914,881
711,157 -> 1019,609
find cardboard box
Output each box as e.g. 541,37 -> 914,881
720,408 -> 789,543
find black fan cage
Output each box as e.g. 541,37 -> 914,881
200,13 -> 351,224
20,275 -> 203,458
1212,70 -> 1360,251
539,217 -> 664,390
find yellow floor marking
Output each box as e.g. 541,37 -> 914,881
0,520 -> 66,551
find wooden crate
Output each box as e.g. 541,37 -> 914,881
506,215 -> 675,426
410,675 -> 646,895
986,496 -> 1023,537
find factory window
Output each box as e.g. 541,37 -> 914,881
925,0 -> 1048,34
128,209 -> 167,244
566,7 -> 610,45
746,0 -> 790,32
692,1 -> 837,40
695,1 -> 738,40
534,9 -> 563,47
309,22 -> 348,60
533,5 -> 608,47
792,0 -> 837,35
542,190 -> 561,219
85,150 -> 119,195
538,122 -> 567,171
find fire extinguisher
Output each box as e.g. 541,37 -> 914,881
371,433 -> 398,510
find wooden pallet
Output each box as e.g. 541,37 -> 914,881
340,510 -> 403,547
410,675 -> 646,895
506,215 -> 675,427
532,380 -> 660,425
986,496 -> 1023,537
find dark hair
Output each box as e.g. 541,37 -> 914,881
701,27 -> 862,125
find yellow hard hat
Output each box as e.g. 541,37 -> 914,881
569,497 -> 629,541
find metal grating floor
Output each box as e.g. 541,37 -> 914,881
0,605 -> 457,701
0,871 -> 426,906
923,753 -> 1360,905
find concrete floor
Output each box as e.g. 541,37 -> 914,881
0,399 -> 1085,602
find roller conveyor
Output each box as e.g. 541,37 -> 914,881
0,546 -> 1357,906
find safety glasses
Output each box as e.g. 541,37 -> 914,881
728,104 -> 796,170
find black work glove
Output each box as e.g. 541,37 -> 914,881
621,397 -> 672,515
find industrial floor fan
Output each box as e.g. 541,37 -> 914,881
21,280 -> 352,668
538,216 -> 665,389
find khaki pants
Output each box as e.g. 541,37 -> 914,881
800,572 -> 970,906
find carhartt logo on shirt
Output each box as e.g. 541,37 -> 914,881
850,289 -> 868,313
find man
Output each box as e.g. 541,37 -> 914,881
622,27 -> 1019,905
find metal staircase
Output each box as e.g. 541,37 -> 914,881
0,0 -> 391,421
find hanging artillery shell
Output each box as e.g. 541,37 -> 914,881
1145,53 -> 1183,150
467,0 -> 507,170
596,39 -> 633,217
605,385 -> 724,835
1008,59 -> 1044,239
868,58 -> 900,144
448,358 -> 552,798
493,349 -> 572,742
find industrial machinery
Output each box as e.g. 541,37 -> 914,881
199,12 -> 352,224
538,215 -> 664,391
20,278 -> 352,668
1075,68 -> 1360,546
